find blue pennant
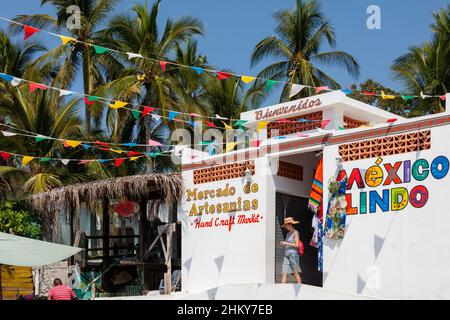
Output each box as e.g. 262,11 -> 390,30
81,144 -> 91,150
191,67 -> 203,75
0,74 -> 13,82
341,89 -> 353,95
122,142 -> 138,147
168,111 -> 180,121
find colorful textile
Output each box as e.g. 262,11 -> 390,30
318,221 -> 324,272
324,169 -> 348,240
308,158 -> 323,216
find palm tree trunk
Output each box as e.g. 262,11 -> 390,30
82,46 -> 93,133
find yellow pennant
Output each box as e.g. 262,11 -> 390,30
222,121 -> 232,130
65,140 -> 82,148
22,156 -> 34,166
110,101 -> 128,109
241,76 -> 255,84
381,91 -> 395,100
130,156 -> 140,161
110,149 -> 123,154
60,36 -> 77,46
257,121 -> 269,131
225,142 -> 238,153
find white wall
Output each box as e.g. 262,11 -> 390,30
322,126 -> 450,299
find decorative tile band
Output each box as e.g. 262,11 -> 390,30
277,161 -> 303,181
339,130 -> 431,162
193,160 -> 255,184
267,111 -> 323,138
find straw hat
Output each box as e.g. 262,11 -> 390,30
282,217 -> 299,227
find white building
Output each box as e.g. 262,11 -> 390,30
179,91 -> 450,300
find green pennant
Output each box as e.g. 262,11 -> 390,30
233,120 -> 247,127
35,136 -> 47,142
131,110 -> 141,120
338,126 -> 345,130
39,158 -> 51,163
200,141 -> 212,145
93,45 -> 108,54
265,80 -> 277,92
148,152 -> 161,158
401,95 -> 414,100
88,95 -> 100,102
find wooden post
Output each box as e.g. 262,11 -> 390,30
69,203 -> 74,266
102,197 -> 110,290
138,200 -> 148,261
163,223 -> 175,295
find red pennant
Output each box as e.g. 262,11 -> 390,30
95,140 -> 110,147
115,158 -> 125,167
217,72 -> 232,80
78,160 -> 90,165
276,118 -> 290,123
24,25 -> 39,40
0,152 -> 11,161
206,121 -> 217,127
84,97 -> 95,105
363,91 -> 376,96
141,106 -> 156,117
251,140 -> 262,148
127,151 -> 141,157
320,119 -> 331,129
29,83 -> 47,93
386,118 -> 397,123
315,86 -> 329,94
159,61 -> 168,72
440,95 -> 447,101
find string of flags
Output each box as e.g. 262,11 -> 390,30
0,16 -> 446,109
0,72 -> 333,130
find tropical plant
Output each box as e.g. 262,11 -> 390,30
0,200 -> 42,239
250,0 -> 359,102
391,6 -> 449,115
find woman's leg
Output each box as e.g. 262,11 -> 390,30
292,271 -> 302,284
281,273 -> 287,283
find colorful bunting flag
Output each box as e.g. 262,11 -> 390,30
24,25 -> 39,40
115,158 -> 125,167
381,91 -> 395,100
60,36 -> 76,46
21,156 -> 34,166
127,52 -> 143,60
265,80 -> 276,92
401,95 -> 414,100
439,95 -> 447,101
206,121 -> 217,128
82,144 -> 91,150
131,110 -> 141,120
110,100 -> 128,109
152,114 -> 161,121
39,157 -> 50,163
241,76 -> 255,84
148,139 -> 162,147
217,71 -> 232,80
0,152 -> 11,161
257,121 -> 269,131
148,152 -> 161,158
78,160 -> 90,165
225,142 -> 238,153
59,89 -> 73,97
95,141 -> 110,147
64,140 -> 82,148
29,83 -> 47,93
316,86 -> 329,94
320,119 -> 331,129
363,91 -> 376,96
127,151 -> 141,157
142,106 -> 156,117
191,66 -> 203,74
200,141 -> 212,145
130,156 -> 140,161
93,45 -> 108,54
110,149 -> 123,154
386,118 -> 397,123
0,74 -> 13,82
60,159 -> 70,165
341,89 -> 353,95
215,114 -> 227,120
222,121 -> 232,130
160,61 -> 168,72
1,131 -> 17,137
84,97 -> 94,105
233,120 -> 247,127
289,84 -> 306,98
122,143 -> 138,147
35,135 -> 47,142
168,111 -> 180,121
11,77 -> 22,87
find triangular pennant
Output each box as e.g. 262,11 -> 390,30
87,95 -> 100,102
131,110 -> 141,120
420,91 -> 431,99
316,86 -> 329,94
439,95 -> 447,101
401,95 -> 414,100
110,100 -> 128,109
65,140 -> 82,148
0,152 -> 11,161
95,140 -> 110,147
148,152 -> 161,158
217,71 -> 232,80
320,119 -> 331,129
386,118 -> 397,123
59,90 -> 73,97
363,91 -> 376,96
225,142 -> 238,153
168,111 -> 180,121
39,157 -> 50,163
206,121 -> 217,127
141,106 -> 156,117
84,97 -> 94,105
233,120 -> 247,127
114,158 -> 125,167
340,89 -> 353,95
61,159 -> 70,165
241,76 -> 255,84
2,131 -> 17,137
82,144 -> 91,150
289,84 -> 306,98
93,45 -> 108,54
257,121 -> 268,131
60,36 -> 76,46
215,114 -> 227,120
200,141 -> 213,145
0,74 -> 13,82
24,25 -> 39,40
152,114 -> 161,121
11,77 -> 22,87
148,139 -> 163,147
78,160 -> 90,165
222,121 -> 232,130
130,156 -> 140,161
127,52 -> 143,60
35,135 -> 47,142
191,66 -> 203,74
110,149 -> 123,154
159,61 -> 168,72
122,142 -> 138,147
21,156 -> 34,166
265,80 -> 276,92
381,91 -> 395,100
29,83 -> 47,93
127,151 -> 141,157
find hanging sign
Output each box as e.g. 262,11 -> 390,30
114,201 -> 139,217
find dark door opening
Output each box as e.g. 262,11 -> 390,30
275,192 -> 322,286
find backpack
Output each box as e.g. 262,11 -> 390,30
298,240 -> 305,256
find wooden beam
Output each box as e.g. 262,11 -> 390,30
138,201 -> 148,261
102,197 -> 110,290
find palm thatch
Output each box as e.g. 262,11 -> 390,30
29,173 -> 183,218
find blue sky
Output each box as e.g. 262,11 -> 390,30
0,0 -> 447,105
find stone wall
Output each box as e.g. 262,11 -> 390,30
34,261 -> 69,296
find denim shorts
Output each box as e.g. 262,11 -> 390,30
282,253 -> 301,274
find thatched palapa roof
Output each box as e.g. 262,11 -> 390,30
29,173 -> 183,215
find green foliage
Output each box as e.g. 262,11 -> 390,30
0,200 -> 42,239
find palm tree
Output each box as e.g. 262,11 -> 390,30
250,0 -> 359,102
11,0 -> 121,133
392,6 -> 449,115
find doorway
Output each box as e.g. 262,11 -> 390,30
275,192 -> 322,286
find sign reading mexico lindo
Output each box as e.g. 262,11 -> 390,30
185,182 -> 261,230
343,155 -> 449,214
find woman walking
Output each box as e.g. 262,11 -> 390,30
280,217 -> 302,284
